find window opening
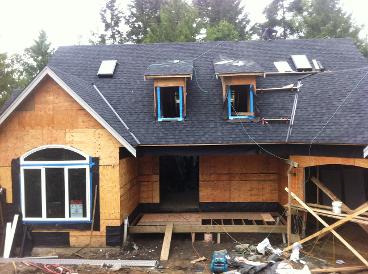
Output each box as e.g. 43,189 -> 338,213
227,84 -> 254,119
156,86 -> 183,121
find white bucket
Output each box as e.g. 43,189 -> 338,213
332,201 -> 342,214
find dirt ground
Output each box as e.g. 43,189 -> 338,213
1,223 -> 368,273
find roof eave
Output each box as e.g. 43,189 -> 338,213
144,74 -> 192,80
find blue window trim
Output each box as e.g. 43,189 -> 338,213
157,86 -> 183,122
228,84 -> 255,120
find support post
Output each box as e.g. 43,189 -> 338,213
160,223 -> 173,261
286,164 -> 293,245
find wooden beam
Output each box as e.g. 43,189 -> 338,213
284,202 -> 368,251
311,266 -> 367,273
129,224 -> 287,234
290,205 -> 368,225
160,223 -> 173,261
285,187 -> 368,267
287,165 -> 293,245
311,177 -> 368,234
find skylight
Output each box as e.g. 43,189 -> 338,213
97,60 -> 117,77
274,61 -> 293,73
291,55 -> 312,71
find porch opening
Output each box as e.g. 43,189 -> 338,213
305,164 -> 368,209
159,155 -> 199,211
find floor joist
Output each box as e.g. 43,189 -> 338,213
129,224 -> 286,234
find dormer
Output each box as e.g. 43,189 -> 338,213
213,57 -> 264,120
144,60 -> 193,121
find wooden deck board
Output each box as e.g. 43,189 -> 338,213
137,212 -> 276,226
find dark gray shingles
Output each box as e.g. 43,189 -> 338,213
39,39 -> 368,145
144,59 -> 193,77
213,56 -> 263,75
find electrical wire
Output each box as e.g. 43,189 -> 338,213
309,69 -> 368,148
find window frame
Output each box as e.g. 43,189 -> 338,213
227,84 -> 255,120
20,145 -> 91,223
156,86 -> 184,121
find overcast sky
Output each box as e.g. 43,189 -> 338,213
0,0 -> 367,54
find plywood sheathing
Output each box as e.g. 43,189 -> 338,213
138,156 -> 159,203
120,157 -> 139,220
199,155 -> 280,202
220,75 -> 257,102
0,77 -> 122,247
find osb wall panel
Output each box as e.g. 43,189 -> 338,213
138,156 -> 159,203
0,77 -> 123,247
200,155 -> 279,202
120,157 -> 139,220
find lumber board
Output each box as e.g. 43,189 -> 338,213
285,187 -> 368,267
284,203 -> 368,251
160,223 -> 173,261
311,266 -> 367,273
290,205 -> 368,225
137,212 -> 276,226
129,224 -> 287,234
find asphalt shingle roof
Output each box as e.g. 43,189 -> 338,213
144,59 -> 193,77
213,56 -> 263,75
3,38 -> 368,147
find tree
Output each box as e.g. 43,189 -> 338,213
260,0 -> 303,39
193,0 -> 251,39
0,53 -> 17,106
22,30 -> 54,84
301,0 -> 361,39
144,0 -> 199,43
125,0 -> 165,43
206,20 -> 240,41
297,0 -> 367,57
91,0 -> 124,44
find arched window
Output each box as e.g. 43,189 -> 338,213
20,145 -> 91,222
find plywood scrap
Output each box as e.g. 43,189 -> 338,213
160,222 -> 173,261
284,202 -> 368,251
3,214 -> 19,258
285,188 -> 368,267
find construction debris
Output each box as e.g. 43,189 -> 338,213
0,258 -> 158,267
190,256 -> 206,264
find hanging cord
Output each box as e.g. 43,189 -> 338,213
308,69 -> 368,151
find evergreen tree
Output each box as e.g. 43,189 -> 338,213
206,20 -> 240,41
0,53 -> 17,106
144,0 -> 199,43
261,0 -> 303,39
193,0 -> 251,39
22,30 -> 54,84
125,0 -> 165,43
301,0 -> 361,39
91,0 -> 124,44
